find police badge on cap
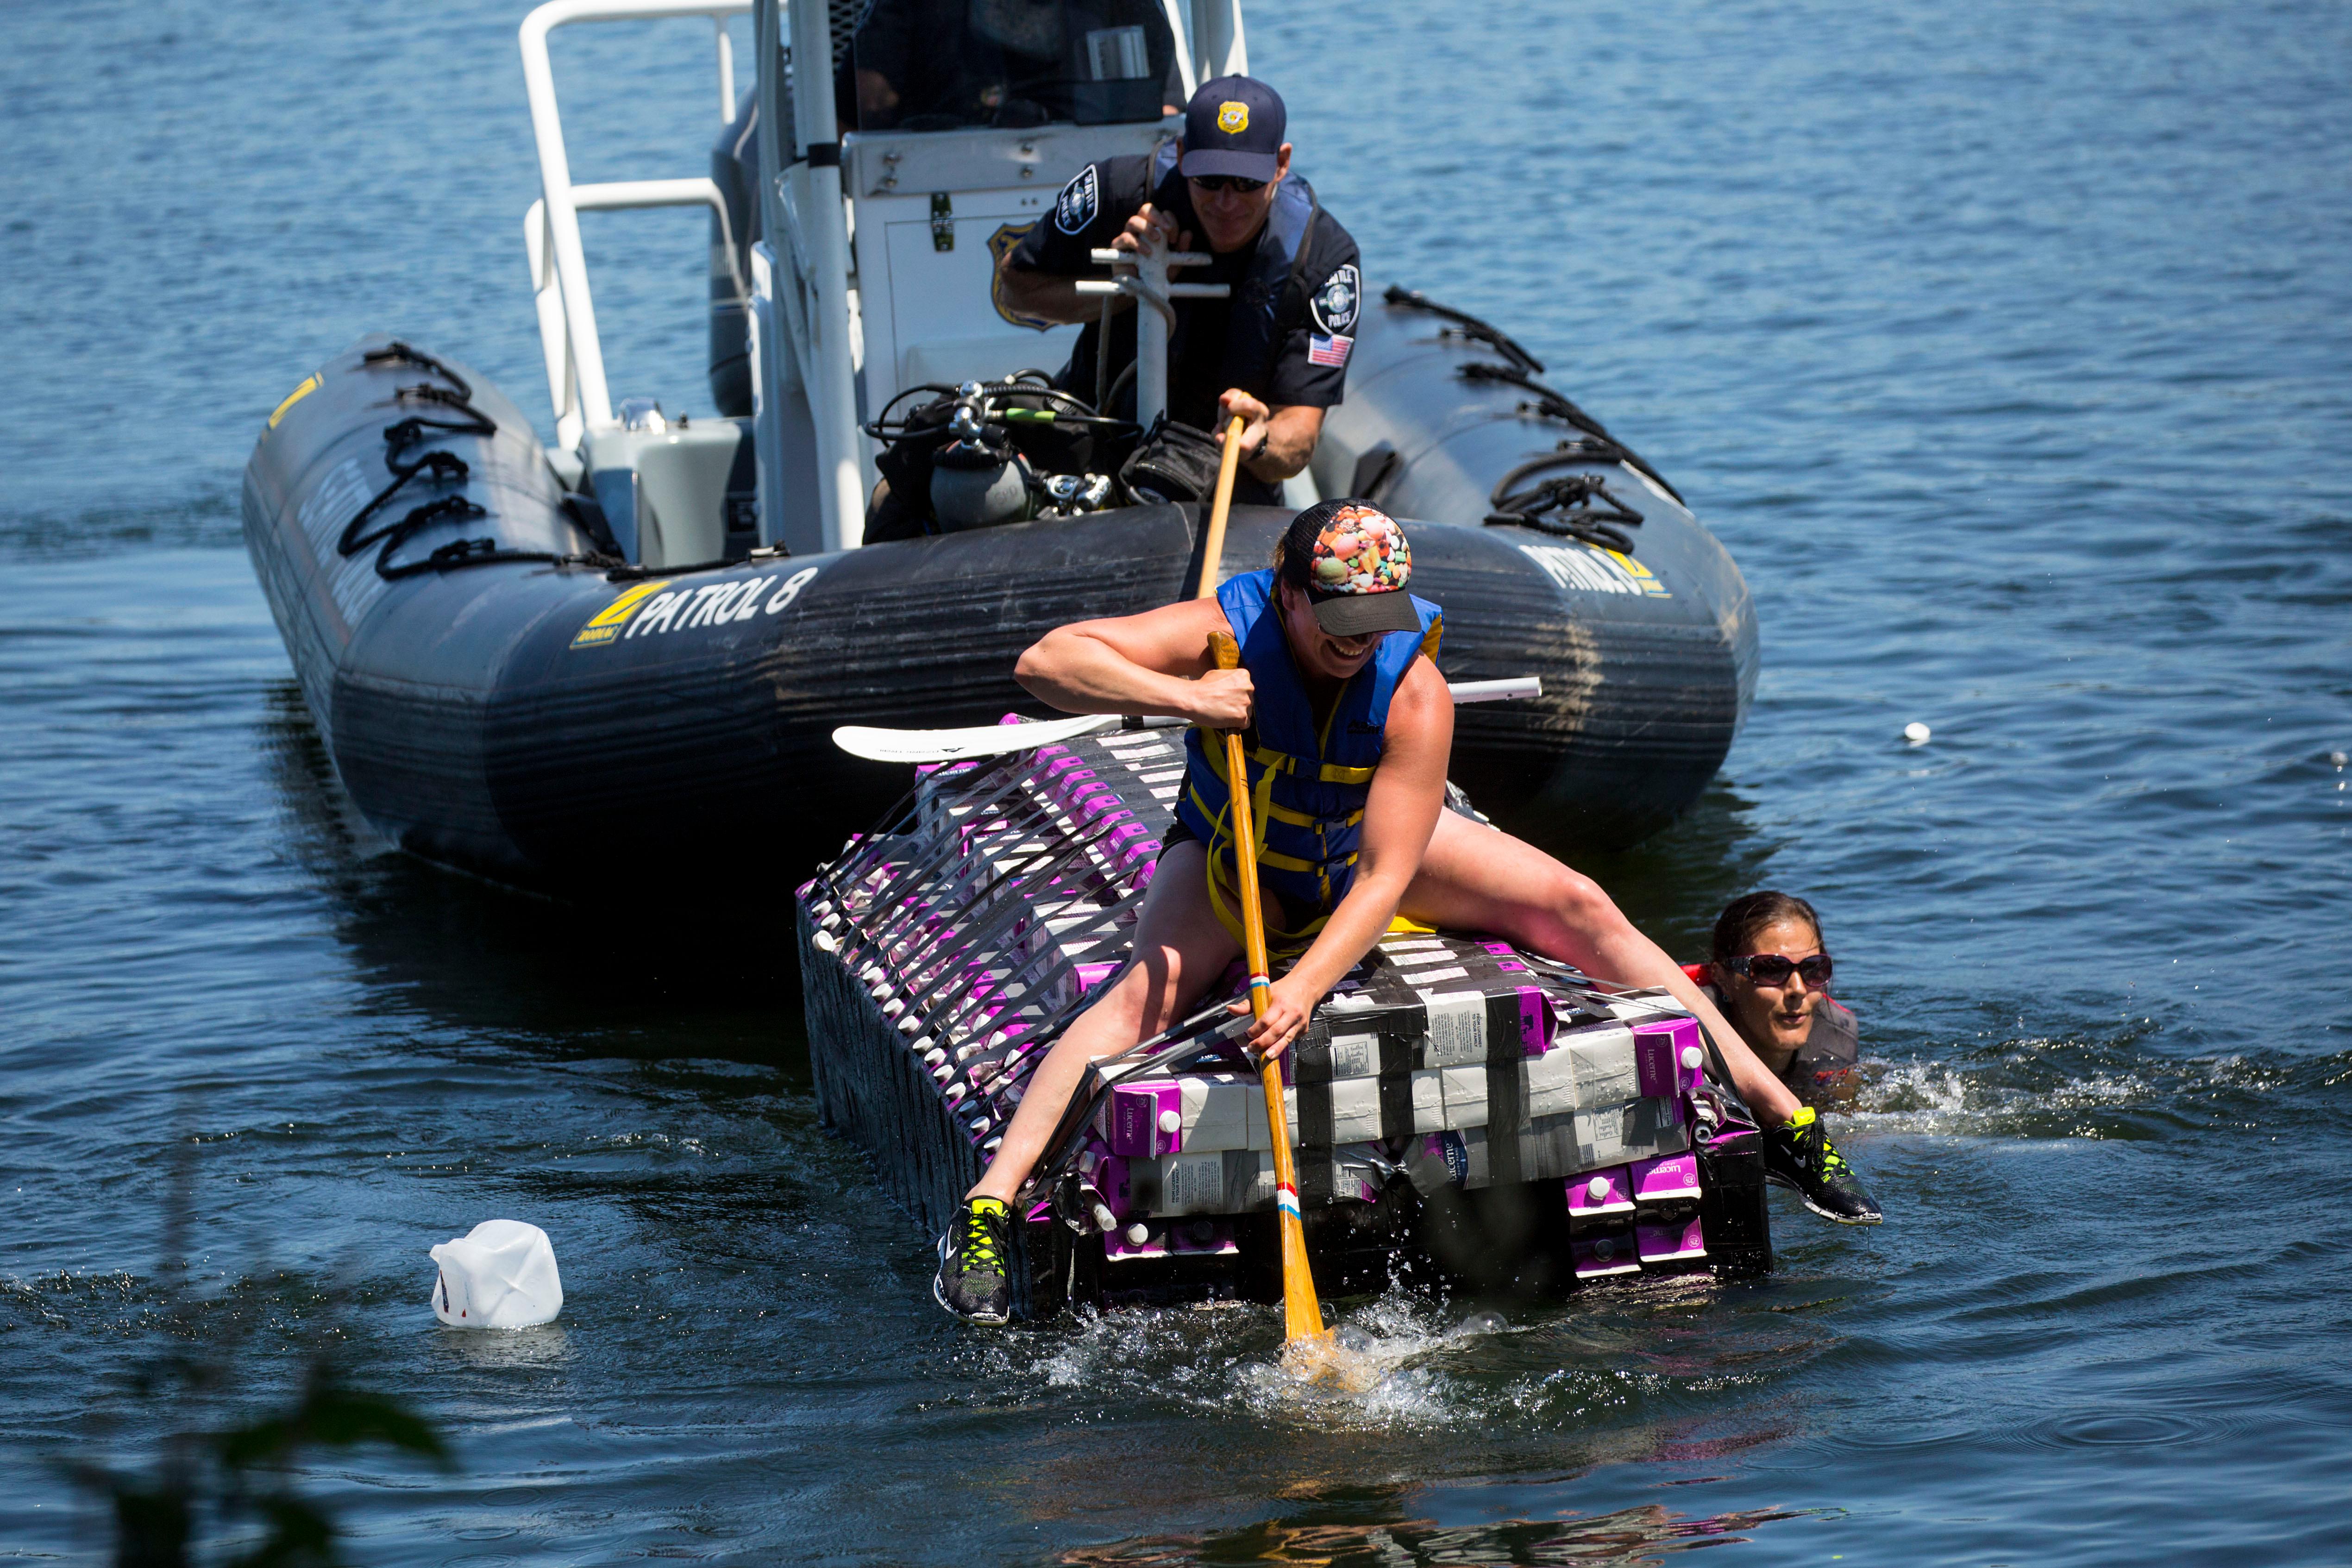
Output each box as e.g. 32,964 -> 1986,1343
1279,500 -> 1425,637
1179,76 -> 1286,183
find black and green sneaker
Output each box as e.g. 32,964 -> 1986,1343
1765,1106 -> 1883,1225
935,1196 -> 1014,1323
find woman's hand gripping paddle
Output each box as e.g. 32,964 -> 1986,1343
1197,414 -> 1346,1376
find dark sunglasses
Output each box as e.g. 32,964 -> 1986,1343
1725,953 -> 1833,989
1188,174 -> 1266,194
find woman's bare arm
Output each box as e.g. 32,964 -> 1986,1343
1014,599 -> 1254,730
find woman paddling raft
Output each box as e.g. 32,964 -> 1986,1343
934,503 -> 1882,1324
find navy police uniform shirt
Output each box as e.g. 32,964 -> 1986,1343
1008,152 -> 1363,434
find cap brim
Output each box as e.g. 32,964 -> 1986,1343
1309,588 -> 1421,638
1178,148 -> 1280,182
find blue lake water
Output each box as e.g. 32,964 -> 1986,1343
4,0 -> 2349,1561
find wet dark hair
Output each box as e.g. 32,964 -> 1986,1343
1711,891 -> 1825,963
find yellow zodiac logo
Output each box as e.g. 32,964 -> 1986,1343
1216,101 -> 1248,134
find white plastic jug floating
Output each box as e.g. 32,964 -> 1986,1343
429,1219 -> 563,1328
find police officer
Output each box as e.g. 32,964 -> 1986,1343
997,75 -> 1363,505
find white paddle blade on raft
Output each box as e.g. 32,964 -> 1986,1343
830,711 -> 1129,765
831,677 -> 1542,765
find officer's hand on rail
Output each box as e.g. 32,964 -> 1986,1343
1189,666 -> 1255,731
1112,204 -> 1190,260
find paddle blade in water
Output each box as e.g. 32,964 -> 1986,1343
1280,1331 -> 1378,1392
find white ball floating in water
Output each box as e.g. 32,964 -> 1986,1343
1903,721 -> 1932,745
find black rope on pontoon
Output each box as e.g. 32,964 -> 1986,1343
1484,455 -> 1648,553
337,449 -> 471,558
339,343 -> 623,580
362,340 -> 477,404
1382,287 -> 1688,504
1455,361 -> 1687,506
1382,284 -> 1545,375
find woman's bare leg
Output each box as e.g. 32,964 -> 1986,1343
1399,812 -> 1802,1124
967,843 -> 1242,1204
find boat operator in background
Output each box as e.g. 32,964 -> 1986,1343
996,75 -> 1364,507
934,503 -> 1883,1324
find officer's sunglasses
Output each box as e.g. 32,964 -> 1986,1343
1725,953 -> 1833,989
1189,174 -> 1267,194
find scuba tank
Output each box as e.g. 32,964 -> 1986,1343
930,386 -> 1035,530
862,373 -> 1135,539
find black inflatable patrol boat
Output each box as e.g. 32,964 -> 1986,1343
240,0 -> 1756,896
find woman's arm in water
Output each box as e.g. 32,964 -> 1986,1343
1242,659 -> 1454,1055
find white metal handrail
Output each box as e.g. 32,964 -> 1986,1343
519,0 -> 750,448
1079,245 -> 1228,432
525,180 -> 747,451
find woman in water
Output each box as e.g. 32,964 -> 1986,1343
1700,891 -> 1859,1107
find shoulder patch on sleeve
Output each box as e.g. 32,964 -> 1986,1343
1054,164 -> 1100,236
1309,261 -> 1361,335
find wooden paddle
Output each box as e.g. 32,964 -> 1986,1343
1198,414 -> 1335,1359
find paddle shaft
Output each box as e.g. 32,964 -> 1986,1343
1189,414 -> 1249,602
1210,634 -> 1329,1346
1198,414 -> 1328,1348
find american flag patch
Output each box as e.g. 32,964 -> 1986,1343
1308,332 -> 1353,368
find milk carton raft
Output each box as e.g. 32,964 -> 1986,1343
797,723 -> 1772,1319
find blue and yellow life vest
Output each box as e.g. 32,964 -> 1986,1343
1174,569 -> 1442,953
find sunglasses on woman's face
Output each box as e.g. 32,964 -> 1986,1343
1726,953 -> 1833,989
1189,174 -> 1266,194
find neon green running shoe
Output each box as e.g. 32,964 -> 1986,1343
935,1196 -> 1013,1323
1765,1106 -> 1883,1225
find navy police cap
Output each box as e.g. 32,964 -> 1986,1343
1179,76 -> 1285,183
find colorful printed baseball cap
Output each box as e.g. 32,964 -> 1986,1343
1179,76 -> 1285,183
1278,500 -> 1423,637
